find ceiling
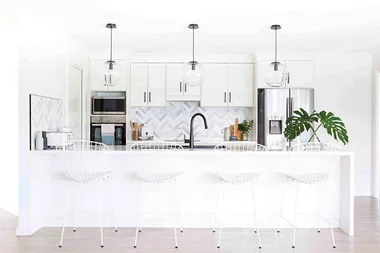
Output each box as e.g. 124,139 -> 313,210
18,0 -> 380,56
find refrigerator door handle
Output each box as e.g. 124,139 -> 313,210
289,97 -> 294,117
286,97 -> 289,119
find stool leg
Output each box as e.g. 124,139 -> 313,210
325,182 -> 336,248
174,219 -> 178,249
217,183 -> 224,249
73,212 -> 76,232
174,180 -> 183,233
59,187 -> 72,247
252,184 -> 262,249
113,212 -> 118,232
213,182 -> 221,233
292,182 -> 299,249
173,180 -> 179,248
134,181 -> 144,248
277,184 -> 287,233
317,183 -> 320,233
98,183 -> 104,248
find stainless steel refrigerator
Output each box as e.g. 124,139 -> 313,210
257,88 -> 314,151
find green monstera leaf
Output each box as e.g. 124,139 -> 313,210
284,108 -> 349,145
318,111 -> 349,145
284,108 -> 318,140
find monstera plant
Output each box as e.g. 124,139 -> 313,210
284,108 -> 349,145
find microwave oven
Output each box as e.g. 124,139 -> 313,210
92,97 -> 126,115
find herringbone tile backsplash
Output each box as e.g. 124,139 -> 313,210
129,102 -> 255,141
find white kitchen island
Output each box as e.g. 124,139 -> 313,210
17,150 -> 354,237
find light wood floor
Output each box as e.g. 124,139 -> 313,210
1,197 -> 380,253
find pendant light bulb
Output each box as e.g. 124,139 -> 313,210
183,24 -> 205,87
265,24 -> 287,87
104,23 -> 120,87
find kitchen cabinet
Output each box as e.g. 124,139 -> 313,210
166,63 -> 200,101
256,60 -> 314,89
90,58 -> 127,91
227,64 -> 254,107
285,60 -> 314,88
201,63 -> 253,107
201,64 -> 228,106
130,63 -> 166,107
147,64 -> 166,106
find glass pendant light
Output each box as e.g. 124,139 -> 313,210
104,23 -> 120,87
265,24 -> 287,87
183,24 -> 205,87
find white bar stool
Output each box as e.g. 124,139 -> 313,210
57,140 -> 116,248
276,142 -> 340,249
130,141 -> 184,249
213,142 -> 267,249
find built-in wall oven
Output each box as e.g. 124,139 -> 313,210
92,97 -> 126,115
90,116 -> 126,145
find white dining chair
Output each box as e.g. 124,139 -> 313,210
130,141 -> 184,249
213,142 -> 267,249
57,140 -> 115,248
276,142 -> 340,249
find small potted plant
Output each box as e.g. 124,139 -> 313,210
238,120 -> 254,141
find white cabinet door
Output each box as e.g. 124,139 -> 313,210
201,64 -> 228,106
90,59 -> 126,91
130,63 -> 148,106
183,82 -> 201,99
227,64 -> 254,107
285,60 -> 314,88
166,63 -> 184,100
148,64 -> 166,106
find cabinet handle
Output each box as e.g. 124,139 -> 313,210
229,92 -> 231,103
224,92 -> 226,103
185,83 -> 187,92
288,73 -> 290,84
149,92 -> 151,102
144,92 -> 146,102
180,82 -> 182,92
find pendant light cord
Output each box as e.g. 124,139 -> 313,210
110,27 -> 113,62
275,29 -> 277,63
192,28 -> 195,63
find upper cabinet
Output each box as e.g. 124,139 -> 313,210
256,60 -> 314,89
227,64 -> 254,107
130,63 -> 166,107
90,59 -> 127,91
201,63 -> 254,107
166,63 -> 200,101
285,60 -> 314,88
201,64 -> 228,106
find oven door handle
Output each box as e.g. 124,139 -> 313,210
91,124 -> 124,127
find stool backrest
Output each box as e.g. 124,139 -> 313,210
57,140 -> 109,181
213,142 -> 267,175
130,141 -> 184,180
290,142 -> 341,152
288,142 -> 341,175
214,142 -> 267,152
130,141 -> 184,151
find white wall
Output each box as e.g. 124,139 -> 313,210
0,14 -> 19,215
17,14 -> 76,234
371,54 -> 380,197
313,53 -> 372,196
68,46 -> 90,140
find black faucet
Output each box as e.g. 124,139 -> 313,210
184,113 -> 208,149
